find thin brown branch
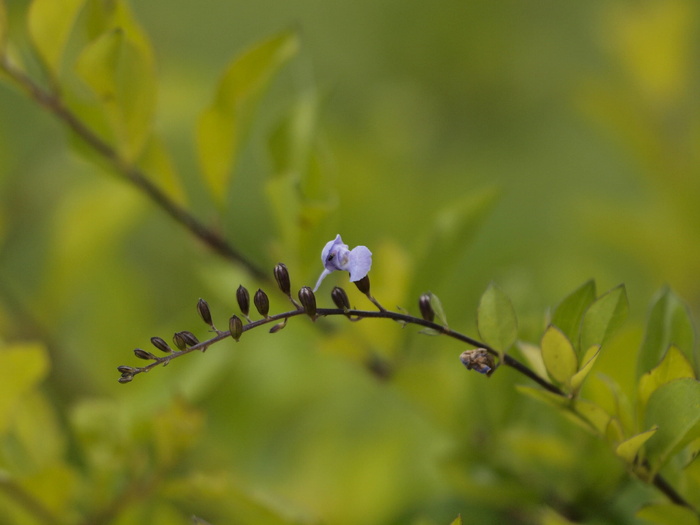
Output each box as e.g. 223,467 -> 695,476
0,57 -> 267,281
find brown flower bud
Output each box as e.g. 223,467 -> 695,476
118,375 -> 134,384
178,331 -> 199,347
254,289 -> 269,317
236,285 -> 250,316
229,314 -> 243,341
269,318 -> 288,333
418,293 -> 435,322
134,348 -> 156,360
150,336 -> 172,353
173,331 -> 187,350
354,275 -> 371,295
298,286 -> 317,319
274,263 -> 292,296
197,298 -> 213,326
117,365 -> 137,374
331,287 -> 350,310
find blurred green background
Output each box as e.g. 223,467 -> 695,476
0,0 -> 699,523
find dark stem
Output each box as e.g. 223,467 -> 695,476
0,57 -> 267,282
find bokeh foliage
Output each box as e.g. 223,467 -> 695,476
0,0 -> 699,523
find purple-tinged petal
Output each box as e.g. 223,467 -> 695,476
313,269 -> 333,292
347,246 -> 372,282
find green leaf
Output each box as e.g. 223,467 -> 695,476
430,292 -> 449,328
541,325 -> 578,385
615,427 -> 658,463
449,515 -> 463,525
569,345 -> 600,394
636,503 -> 699,525
573,399 -> 611,436
639,346 -> 695,409
139,135 -> 187,206
637,287 -> 696,378
196,31 -> 299,203
580,284 -> 629,352
477,282 -> 517,353
644,378 -> 700,473
516,385 -> 568,410
0,0 -> 8,53
0,342 -> 49,433
75,26 -> 156,161
28,0 -> 85,76
551,280 -> 596,350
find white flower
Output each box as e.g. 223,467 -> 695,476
313,234 -> 372,291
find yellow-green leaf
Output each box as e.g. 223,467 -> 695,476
645,378 -> 700,474
75,25 -> 156,161
551,280 -> 596,351
639,345 -> 695,409
572,399 -> 611,436
569,345 -> 600,394
477,282 -> 518,353
449,515 -> 463,525
0,0 -> 8,53
196,31 -> 299,203
541,325 -> 578,385
28,0 -> 85,76
580,284 -> 629,351
615,427 -> 658,464
139,135 -> 187,206
636,503 -> 699,525
0,342 -> 49,433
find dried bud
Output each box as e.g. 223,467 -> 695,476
298,286 -> 317,319
254,289 -> 270,317
236,285 -> 250,316
354,275 -> 371,295
178,331 -> 199,347
134,348 -> 156,360
269,318 -> 288,333
197,298 -> 213,326
331,287 -> 351,310
173,331 -> 187,350
150,336 -> 172,353
229,314 -> 243,341
418,293 -> 435,322
118,375 -> 134,384
459,348 -> 496,376
117,365 -> 137,374
274,263 -> 292,296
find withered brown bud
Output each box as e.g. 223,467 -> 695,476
150,336 -> 172,353
178,331 -> 199,347
197,298 -> 213,326
331,287 -> 350,310
418,293 -> 435,322
298,286 -> 317,319
269,318 -> 288,333
134,348 -> 156,360
229,314 -> 243,341
274,263 -> 291,296
236,285 -> 250,316
254,289 -> 270,317
459,348 -> 496,376
354,275 -> 371,295
118,375 -> 134,384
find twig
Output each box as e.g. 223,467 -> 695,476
0,57 -> 267,282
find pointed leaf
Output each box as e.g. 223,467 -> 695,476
551,280 -> 596,350
477,283 -> 517,353
139,135 -> 187,206
516,341 -> 549,380
28,0 -> 85,76
541,325 -> 578,385
644,378 -> 700,473
516,385 -> 568,410
615,427 -> 658,463
196,31 -> 299,203
580,284 -> 629,352
573,399 -> 611,436
430,292 -> 449,328
639,345 -> 695,409
638,287 -> 696,378
449,516 -> 463,525
569,345 -> 600,394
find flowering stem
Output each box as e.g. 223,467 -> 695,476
0,57 -> 267,281
122,306 -> 564,395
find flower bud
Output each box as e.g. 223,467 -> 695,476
118,375 -> 134,384
134,348 -> 156,360
197,298 -> 213,326
173,331 -> 187,350
150,336 -> 172,353
178,331 -> 199,347
274,263 -> 292,296
236,285 -> 250,316
269,318 -> 288,333
353,275 -> 371,295
418,293 -> 435,322
229,314 -> 243,341
331,287 -> 350,310
254,289 -> 269,317
298,286 -> 317,319
117,365 -> 137,374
